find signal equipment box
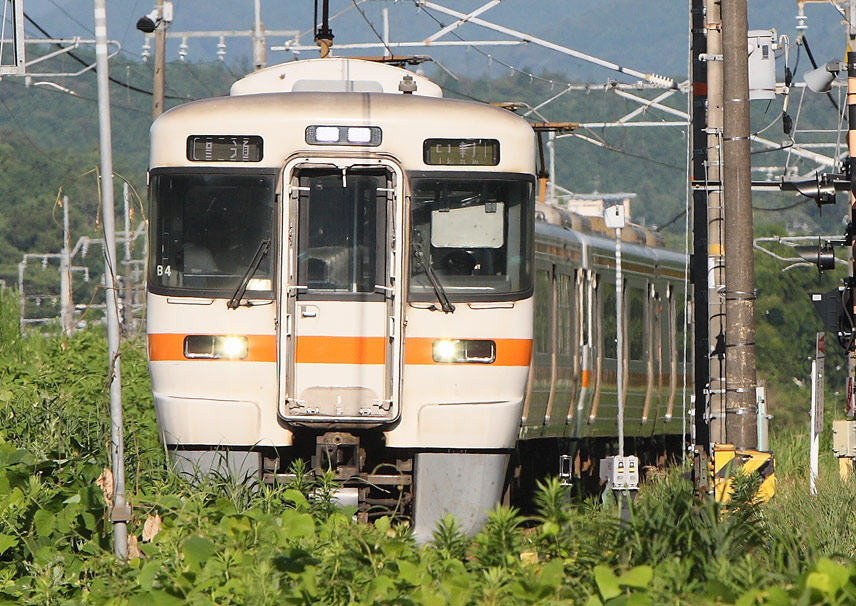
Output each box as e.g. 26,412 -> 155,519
599,455 -> 640,491
833,420 -> 856,458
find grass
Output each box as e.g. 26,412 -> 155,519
4,289 -> 856,604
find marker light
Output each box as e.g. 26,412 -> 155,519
432,339 -> 496,364
313,126 -> 340,143
305,125 -> 382,146
346,127 -> 372,143
184,335 -> 249,360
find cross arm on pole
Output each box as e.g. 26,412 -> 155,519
415,0 -> 676,88
423,0 -> 502,44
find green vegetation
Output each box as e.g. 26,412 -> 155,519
2,289 -> 856,605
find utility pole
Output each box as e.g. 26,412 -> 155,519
94,0 -> 130,559
252,0 -> 267,71
721,0 -> 757,449
153,0 -> 166,118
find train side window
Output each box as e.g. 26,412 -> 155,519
535,268 -> 552,354
674,288 -> 690,366
578,270 -> 588,347
602,281 -> 617,359
628,287 -> 645,361
557,273 -> 573,355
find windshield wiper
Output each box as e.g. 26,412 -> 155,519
413,237 -> 455,314
228,239 -> 271,309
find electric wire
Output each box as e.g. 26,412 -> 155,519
0,88 -> 75,168
24,12 -> 193,101
656,208 -> 687,232
413,1 -> 580,90
350,0 -> 394,58
752,198 -> 810,212
577,129 -> 685,171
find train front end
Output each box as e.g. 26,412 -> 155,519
146,58 -> 536,536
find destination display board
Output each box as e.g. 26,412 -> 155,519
423,138 -> 500,166
187,135 -> 264,162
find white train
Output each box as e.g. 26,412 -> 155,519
146,57 -> 688,537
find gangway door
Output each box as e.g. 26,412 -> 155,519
279,164 -> 400,423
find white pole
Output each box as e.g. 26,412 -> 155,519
616,228 -> 624,458
383,8 -> 391,58
94,0 -> 129,559
548,131 -> 556,204
810,359 -> 819,496
252,0 -> 266,71
60,195 -> 72,336
123,182 -> 133,332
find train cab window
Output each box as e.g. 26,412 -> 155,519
149,171 -> 276,296
628,287 -> 645,361
295,169 -> 388,294
409,173 -> 534,302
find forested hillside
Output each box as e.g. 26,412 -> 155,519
0,54 -> 847,427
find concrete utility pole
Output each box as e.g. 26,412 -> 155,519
94,0 -> 130,559
721,0 -> 758,449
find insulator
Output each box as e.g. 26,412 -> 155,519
179,37 -> 188,62
217,36 -> 227,62
141,38 -> 151,63
646,73 -> 675,89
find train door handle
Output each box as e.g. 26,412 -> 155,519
300,306 -> 318,318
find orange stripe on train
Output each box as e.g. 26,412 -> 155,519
404,337 -> 533,366
295,336 -> 385,365
148,333 -> 277,362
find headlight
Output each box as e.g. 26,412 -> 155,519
184,335 -> 249,360
432,339 -> 496,364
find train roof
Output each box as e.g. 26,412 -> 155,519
150,63 -> 536,172
229,57 -> 443,97
535,202 -> 687,272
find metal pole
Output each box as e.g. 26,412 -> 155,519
252,0 -> 266,71
616,227 -> 624,457
810,359 -> 818,495
153,0 -> 166,118
705,0 -> 726,447
60,195 -> 73,336
123,182 -> 132,332
690,0 -> 712,454
94,0 -> 129,560
721,0 -> 757,449
383,7 -> 391,58
548,131 -> 556,204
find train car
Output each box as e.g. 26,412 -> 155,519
514,203 -> 689,497
145,57 -> 689,538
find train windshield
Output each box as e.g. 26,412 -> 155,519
148,171 -> 276,296
409,173 -> 534,302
